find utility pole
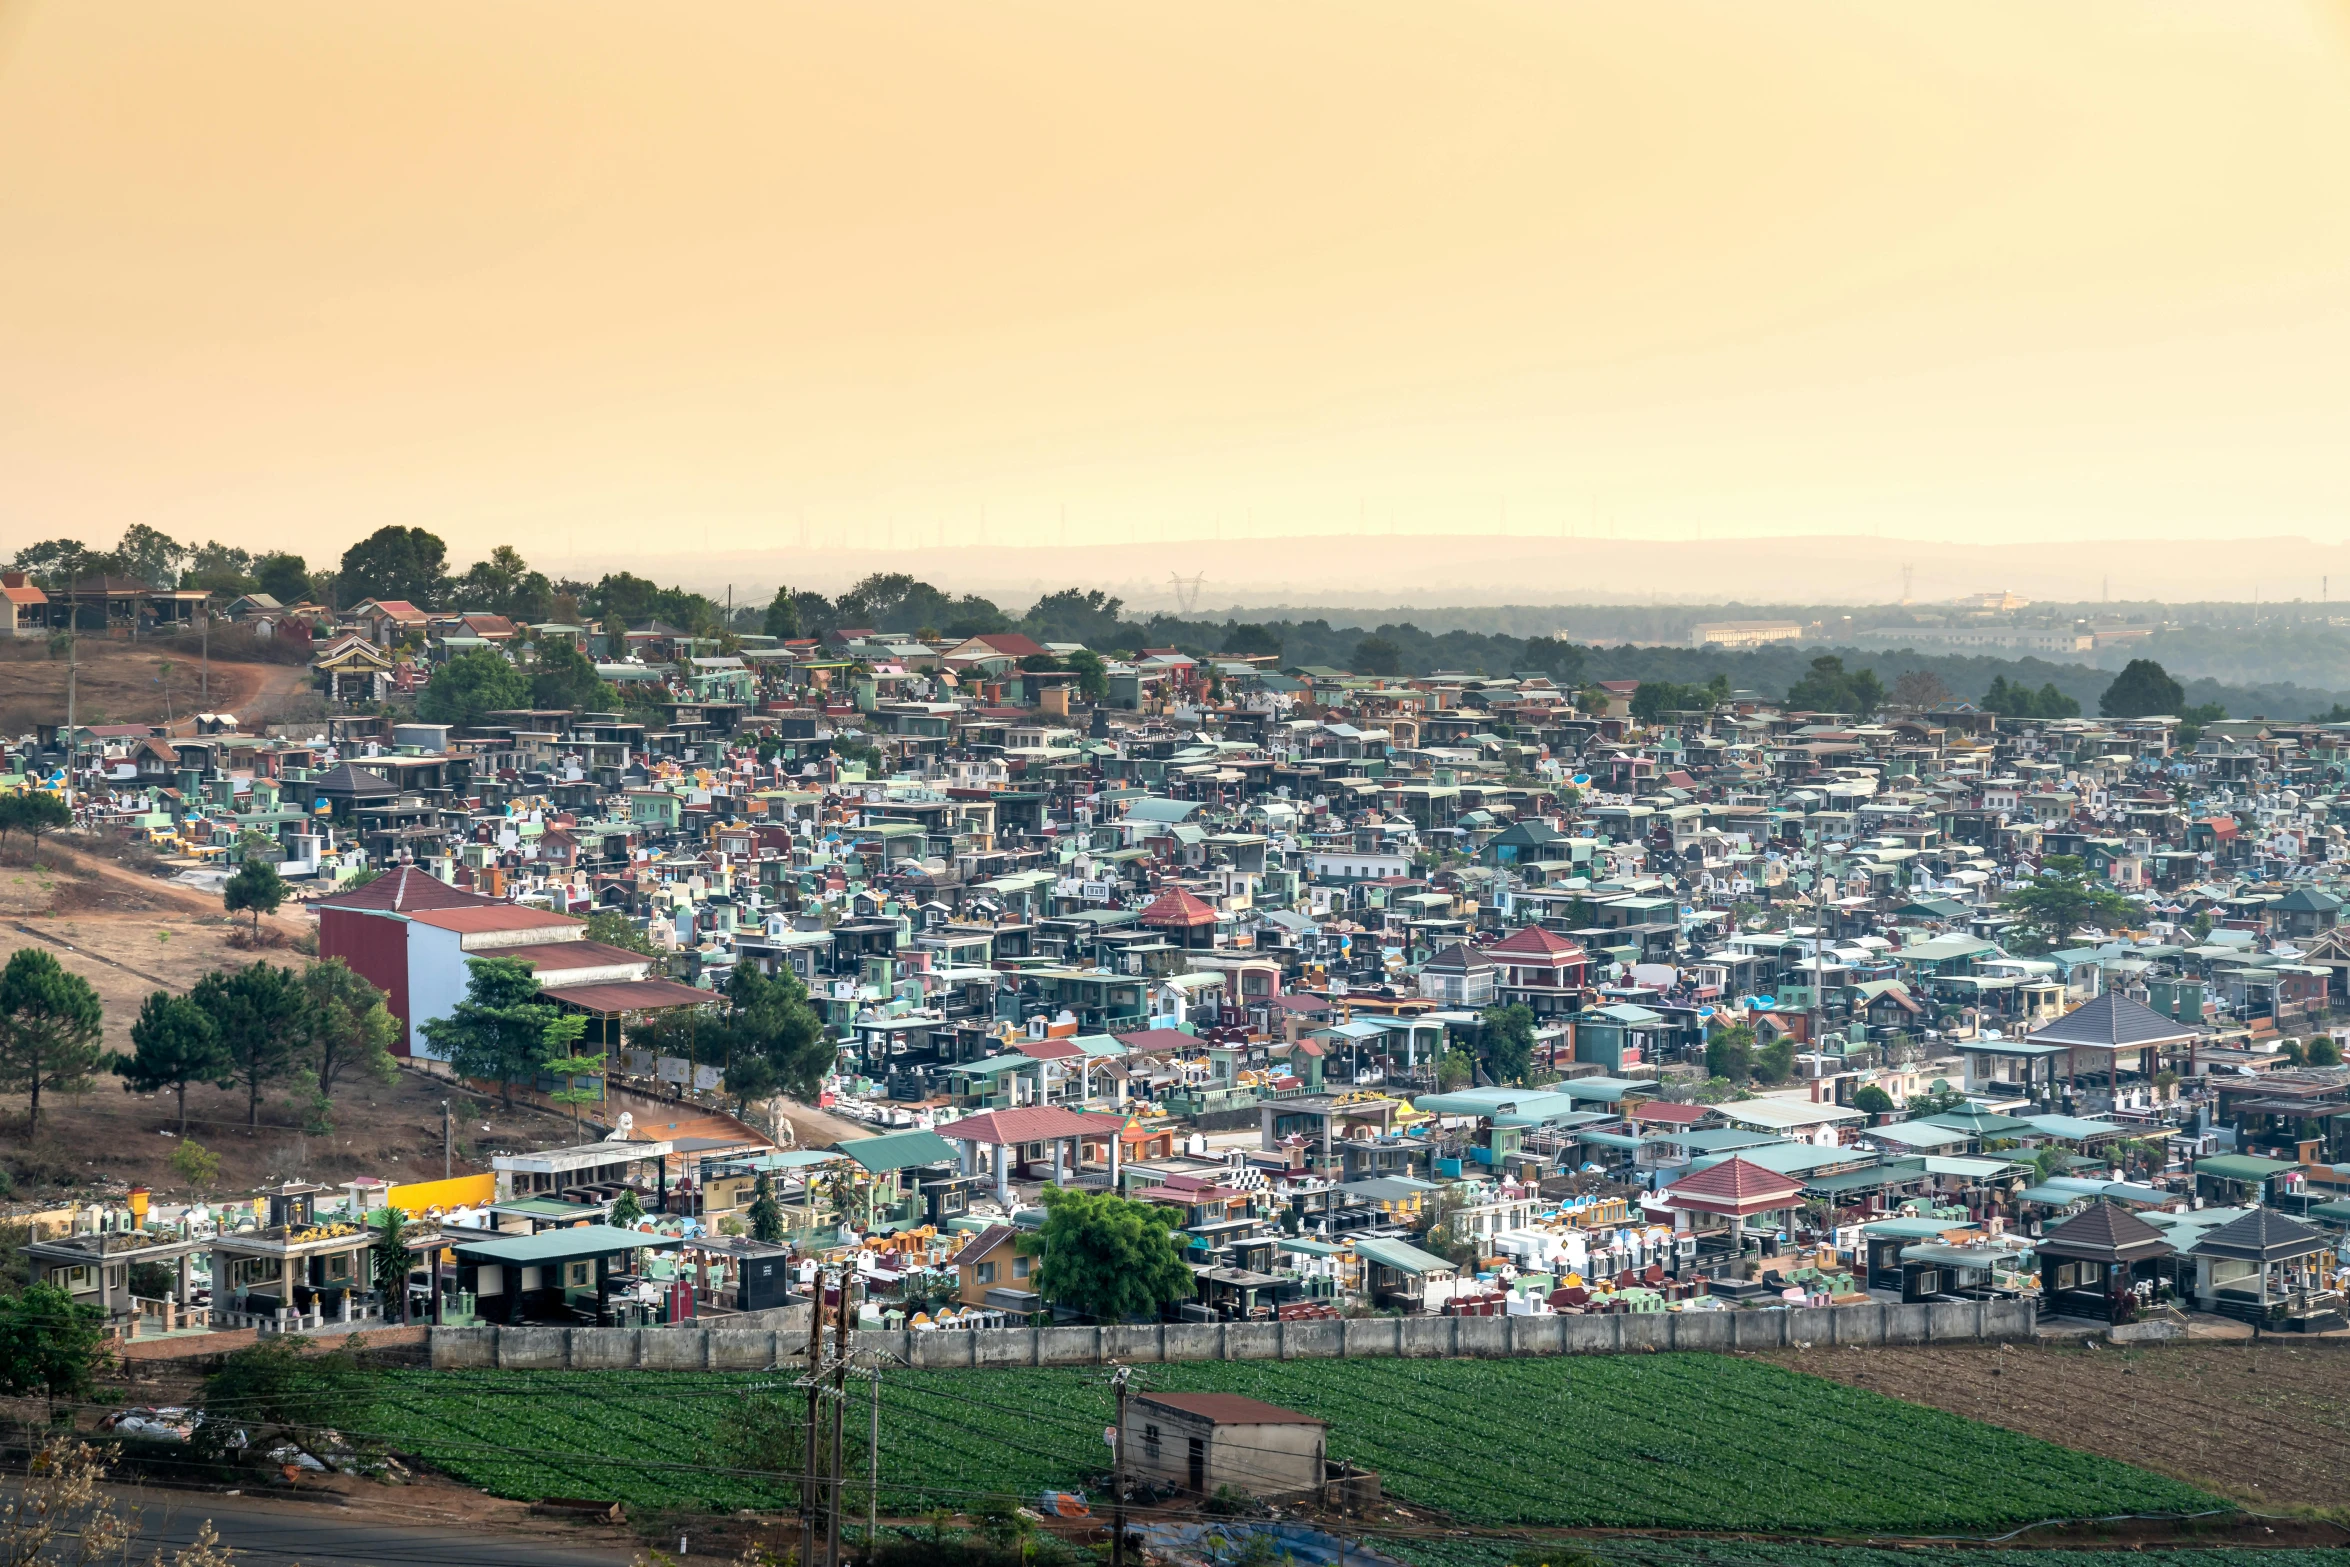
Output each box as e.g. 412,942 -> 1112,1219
62,620 -> 78,811
827,1275 -> 850,1567
865,1344 -> 880,1564
801,1269 -> 828,1567
442,1100 -> 452,1180
200,594 -> 210,703
1110,1365 -> 1130,1567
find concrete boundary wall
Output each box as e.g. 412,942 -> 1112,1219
430,1298 -> 2034,1371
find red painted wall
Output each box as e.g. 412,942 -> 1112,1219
320,908 -> 415,1055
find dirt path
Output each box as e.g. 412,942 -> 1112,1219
1,836 -> 312,931
1763,1339 -> 2350,1509
0,643 -> 314,733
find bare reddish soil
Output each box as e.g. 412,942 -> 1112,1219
1764,1339 -> 2350,1511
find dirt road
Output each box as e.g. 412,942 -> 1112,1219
0,640 -> 315,733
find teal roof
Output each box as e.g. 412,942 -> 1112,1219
837,1129 -> 959,1173
1414,1087 -> 1598,1123
2194,1154 -> 2299,1182
1866,1121 -> 1977,1151
1353,1236 -> 1458,1275
1861,1217 -> 1963,1238
447,1223 -> 679,1265
1689,1142 -> 1856,1177
2020,1114 -> 2128,1141
952,1054 -> 1041,1079
1804,1160 -> 1926,1195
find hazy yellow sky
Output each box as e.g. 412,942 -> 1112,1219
5,0 -> 2350,571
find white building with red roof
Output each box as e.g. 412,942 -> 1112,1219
315,870 -> 701,1056
1484,925 -> 1588,1017
1657,1155 -> 1807,1266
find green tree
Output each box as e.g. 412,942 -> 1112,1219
301,958 -> 401,1097
1785,655 -> 1884,716
1417,1184 -> 1485,1270
417,647 -> 530,726
1017,1185 -> 1195,1322
2174,700 -> 2227,749
722,962 -> 831,1100
372,1204 -> 413,1323
540,1011 -> 605,1136
1632,675 -> 1728,722
762,585 -> 802,640
114,523 -> 188,587
168,1138 -> 222,1196
1750,1035 -> 1797,1086
747,1172 -> 786,1245
195,1334 -> 375,1464
584,908 -> 657,957
529,638 -> 619,712
190,961 -> 311,1127
1705,1022 -> 1756,1084
5,790 -> 72,856
1851,1084 -> 1895,1117
0,947 -> 107,1132
420,956 -> 555,1110
1023,588 -> 1129,648
1436,1047 -> 1476,1091
1221,623 -> 1282,658
610,1186 -> 645,1227
182,541 -> 255,595
1982,675 -> 2080,720
2099,658 -> 2186,719
254,551 -> 311,605
2311,1036 -> 2345,1067
1063,647 -> 1109,701
1352,636 -> 1403,677
1519,636 -> 1585,684
1478,1003 -> 1538,1086
2001,855 -> 2138,952
337,524 -> 449,608
449,544 -> 555,622
222,855 -> 288,939
116,990 -> 232,1134
0,1284 -> 109,1409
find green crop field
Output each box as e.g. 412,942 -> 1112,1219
1390,1547 -> 2350,1567
364,1353 -> 2221,1534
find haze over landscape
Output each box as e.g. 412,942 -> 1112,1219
17,8 -> 2350,1567
7,1 -> 2350,579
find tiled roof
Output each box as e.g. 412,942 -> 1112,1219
311,763 -> 398,795
1628,1100 -> 1710,1126
1661,1155 -> 1805,1214
406,905 -> 582,935
314,865 -> 493,913
2035,1200 -> 2173,1263
1140,886 -> 1219,927
1486,925 -> 1585,959
934,1106 -> 1127,1145
1420,941 -> 1498,974
2027,992 -> 2199,1050
2188,1206 -> 2329,1262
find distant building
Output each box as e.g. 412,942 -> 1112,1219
1853,627 -> 2090,656
1688,620 -> 1804,650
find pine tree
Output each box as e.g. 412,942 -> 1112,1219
222,856 -> 288,939
116,990 -> 233,1133
190,962 -> 310,1128
421,957 -> 556,1110
0,948 -> 107,1132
